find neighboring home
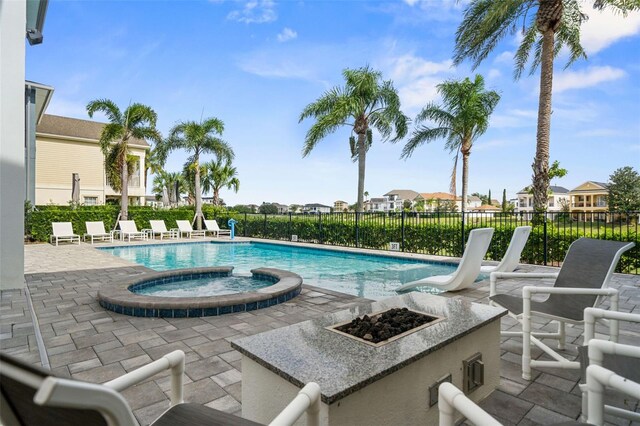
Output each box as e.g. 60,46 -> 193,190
469,203 -> 501,217
367,197 -> 389,212
420,192 -> 457,212
303,203 -> 332,214
569,181 -> 608,219
35,114 -> 149,206
452,195 -> 482,211
384,189 -> 421,211
334,200 -> 350,212
247,204 -> 259,213
273,203 -> 289,214
516,185 -> 570,218
145,195 -> 163,208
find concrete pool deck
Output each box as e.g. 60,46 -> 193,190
2,237 -> 639,425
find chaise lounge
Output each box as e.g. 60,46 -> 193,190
50,222 -> 81,246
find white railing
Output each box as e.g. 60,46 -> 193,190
438,382 -> 502,426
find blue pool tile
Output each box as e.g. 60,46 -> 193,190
134,307 -> 145,317
219,305 -> 233,315
246,302 -> 257,311
173,309 -> 188,318
159,309 -> 173,318
257,300 -> 269,309
233,304 -> 246,313
204,307 -> 219,316
188,308 -> 203,317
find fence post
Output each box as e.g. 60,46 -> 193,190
461,211 -> 466,253
264,213 -> 267,236
401,211 -> 405,252
288,212 -> 292,240
355,212 -> 360,248
319,212 -> 323,244
543,214 -> 548,266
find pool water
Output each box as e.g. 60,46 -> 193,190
132,275 -> 271,298
101,242 -> 474,299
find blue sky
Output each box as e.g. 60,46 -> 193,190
28,0 -> 640,206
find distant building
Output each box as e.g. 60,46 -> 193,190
367,197 -> 389,212
569,181 -> 608,220
334,200 -> 349,212
273,203 -> 289,214
420,192 -> 457,212
303,203 -> 332,214
516,185 -> 570,218
383,189 -> 421,211
35,114 -> 149,206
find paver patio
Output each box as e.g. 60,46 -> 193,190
2,239 -> 639,425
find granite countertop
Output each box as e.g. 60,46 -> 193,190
231,293 -> 507,404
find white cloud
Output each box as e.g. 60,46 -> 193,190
490,109 -> 537,129
580,8 -> 640,54
554,66 -> 625,92
277,27 -> 297,42
493,51 -> 513,65
227,0 -> 277,24
576,128 -> 625,138
46,98 -> 89,119
382,54 -> 453,114
487,68 -> 501,79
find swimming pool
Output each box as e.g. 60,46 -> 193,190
100,242 -> 471,299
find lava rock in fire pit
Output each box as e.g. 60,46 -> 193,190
335,308 -> 437,344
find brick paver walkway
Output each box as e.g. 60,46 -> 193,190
2,240 -> 639,425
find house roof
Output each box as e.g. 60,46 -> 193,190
467,195 -> 482,202
420,192 -> 456,201
383,189 -> 420,200
305,203 -> 331,208
334,200 -> 348,204
517,185 -> 570,194
472,204 -> 501,211
370,197 -> 386,202
37,114 -> 150,147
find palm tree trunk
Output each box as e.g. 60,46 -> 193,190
121,155 -> 129,220
356,133 -> 367,212
532,4 -> 560,215
194,159 -> 203,230
213,187 -> 220,206
461,146 -> 469,213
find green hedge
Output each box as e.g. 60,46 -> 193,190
26,207 -> 639,274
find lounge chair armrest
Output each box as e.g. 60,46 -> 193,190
584,308 -> 640,343
587,339 -> 640,367
522,286 -> 618,297
104,350 -> 185,406
489,271 -> 559,296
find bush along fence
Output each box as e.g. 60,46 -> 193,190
26,206 -> 639,274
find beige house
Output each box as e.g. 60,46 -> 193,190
334,200 -> 349,212
35,114 -> 149,206
569,181 -> 608,219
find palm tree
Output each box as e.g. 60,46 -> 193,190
401,75 -> 500,212
157,118 -> 233,229
144,147 -> 164,190
87,99 -> 161,220
453,0 -> 639,213
202,159 -> 240,206
299,66 -> 409,212
152,170 -> 184,206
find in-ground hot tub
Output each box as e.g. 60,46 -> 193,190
97,267 -> 302,318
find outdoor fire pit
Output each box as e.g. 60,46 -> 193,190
232,293 -> 507,426
330,307 -> 444,346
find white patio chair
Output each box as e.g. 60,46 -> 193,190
480,226 -> 531,273
118,220 -> 147,242
437,363 -> 639,426
204,219 -> 231,237
489,238 -> 635,380
175,220 -> 206,238
83,221 -> 114,244
0,350 -> 321,426
145,220 -> 177,240
396,228 -> 494,292
578,308 -> 640,423
49,222 -> 80,246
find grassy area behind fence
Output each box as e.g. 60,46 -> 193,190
26,207 -> 639,274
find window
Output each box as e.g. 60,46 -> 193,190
519,198 -> 526,208
548,197 -> 554,207
84,196 -> 98,206
596,196 -> 607,207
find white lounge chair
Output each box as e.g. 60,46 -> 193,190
490,238 -> 635,380
83,221 -> 114,244
175,220 -> 206,238
50,222 -> 80,246
0,350 -> 322,426
145,220 -> 177,240
480,226 -> 531,273
396,228 -> 494,292
118,220 -> 147,242
204,219 -> 231,237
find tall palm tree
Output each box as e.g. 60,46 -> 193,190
453,0 -> 638,213
87,99 -> 161,220
157,118 -> 234,229
299,66 -> 409,212
202,159 -> 240,206
400,75 -> 500,212
152,170 -> 184,206
144,147 -> 164,190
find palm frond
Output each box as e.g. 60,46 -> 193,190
86,99 -> 122,123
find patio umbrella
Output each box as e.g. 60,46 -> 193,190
71,173 -> 80,204
162,186 -> 170,207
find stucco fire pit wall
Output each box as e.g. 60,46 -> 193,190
232,293 -> 507,426
97,267 -> 302,318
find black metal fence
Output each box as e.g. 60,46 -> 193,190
229,211 -> 639,275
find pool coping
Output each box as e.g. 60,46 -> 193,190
97,266 -> 303,318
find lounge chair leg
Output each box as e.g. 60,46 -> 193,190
522,291 -> 532,380
557,321 -> 566,350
